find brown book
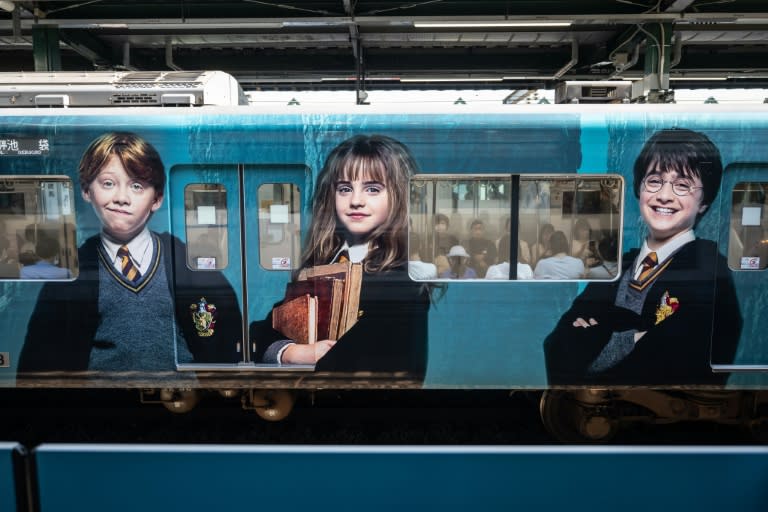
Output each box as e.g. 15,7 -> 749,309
283,277 -> 344,341
297,261 -> 363,338
340,262 -> 363,336
271,294 -> 317,345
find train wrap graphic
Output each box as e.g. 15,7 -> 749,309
0,104 -> 767,396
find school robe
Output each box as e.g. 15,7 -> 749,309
543,239 -> 741,386
251,265 -> 430,378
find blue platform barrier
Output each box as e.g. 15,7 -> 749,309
33,445 -> 768,512
1,442 -> 23,512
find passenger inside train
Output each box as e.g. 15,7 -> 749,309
408,175 -> 621,282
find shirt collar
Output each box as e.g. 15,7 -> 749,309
101,227 -> 153,268
332,240 -> 369,263
636,229 -> 695,274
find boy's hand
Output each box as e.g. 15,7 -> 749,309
573,317 -> 598,328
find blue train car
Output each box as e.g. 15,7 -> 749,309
1,102 -> 767,440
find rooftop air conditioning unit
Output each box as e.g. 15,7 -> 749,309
0,70 -> 247,107
555,81 -> 632,104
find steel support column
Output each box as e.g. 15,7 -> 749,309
32,25 -> 61,71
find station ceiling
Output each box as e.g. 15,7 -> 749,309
1,0 -> 768,91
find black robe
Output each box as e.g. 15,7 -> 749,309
543,239 -> 741,386
251,265 -> 429,378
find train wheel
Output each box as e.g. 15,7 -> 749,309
247,389 -> 295,421
160,388 -> 199,414
745,392 -> 768,444
746,418 -> 768,444
539,390 -> 618,443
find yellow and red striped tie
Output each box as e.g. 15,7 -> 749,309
118,245 -> 141,282
637,251 -> 658,282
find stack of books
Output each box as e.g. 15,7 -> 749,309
272,262 -> 363,344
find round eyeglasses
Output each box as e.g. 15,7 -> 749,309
642,175 -> 702,196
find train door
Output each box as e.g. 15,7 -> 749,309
242,165 -> 307,367
717,166 -> 768,372
169,164 -> 307,367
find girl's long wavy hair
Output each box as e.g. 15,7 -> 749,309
297,134 -> 417,274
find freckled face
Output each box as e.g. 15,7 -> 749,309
82,154 -> 163,242
640,168 -> 707,248
334,175 -> 390,240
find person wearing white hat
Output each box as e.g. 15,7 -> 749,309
439,245 -> 477,279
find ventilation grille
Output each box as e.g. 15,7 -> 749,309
111,93 -> 161,104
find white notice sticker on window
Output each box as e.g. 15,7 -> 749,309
197,205 -> 216,225
272,257 -> 291,270
742,206 -> 762,226
270,204 -> 290,224
741,256 -> 761,270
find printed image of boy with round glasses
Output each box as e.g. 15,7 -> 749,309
544,128 -> 741,385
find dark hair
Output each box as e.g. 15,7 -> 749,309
79,132 -> 166,196
633,128 -> 723,207
598,236 -> 618,263
35,236 -> 60,260
549,231 -> 569,255
498,234 -> 511,262
434,213 -> 450,227
574,218 -> 591,238
297,134 -> 417,273
539,223 -> 555,244
470,219 -> 484,230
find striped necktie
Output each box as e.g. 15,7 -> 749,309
117,245 -> 141,282
637,251 -> 658,282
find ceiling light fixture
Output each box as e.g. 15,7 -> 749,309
399,77 -> 504,82
413,21 -> 571,28
0,0 -> 15,13
669,76 -> 728,81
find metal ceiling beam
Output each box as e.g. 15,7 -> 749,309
4,12 -> 768,31
3,5 -> 768,90
58,28 -> 115,68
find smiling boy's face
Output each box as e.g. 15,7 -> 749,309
82,154 -> 163,243
639,167 -> 707,249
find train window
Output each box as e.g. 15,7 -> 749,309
728,182 -> 768,270
257,183 -> 301,270
0,176 -> 78,280
409,175 -> 622,281
184,184 -> 229,270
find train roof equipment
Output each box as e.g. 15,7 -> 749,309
0,70 -> 247,108
555,80 -> 633,104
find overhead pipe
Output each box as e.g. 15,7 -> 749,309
122,41 -> 132,69
552,40 -> 578,80
165,36 -> 182,71
669,32 -> 682,69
